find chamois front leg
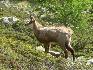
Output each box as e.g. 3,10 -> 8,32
44,43 -> 50,53
60,43 -> 68,59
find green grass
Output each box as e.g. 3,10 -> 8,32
0,0 -> 93,70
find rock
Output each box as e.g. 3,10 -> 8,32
12,17 -> 19,23
40,14 -> 46,18
1,16 -> 19,24
36,46 -> 63,57
77,56 -> 84,60
2,17 -> 10,24
86,59 -> 93,65
49,51 -> 62,58
36,46 -> 45,52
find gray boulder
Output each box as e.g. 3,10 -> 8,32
1,16 -> 19,24
86,59 -> 93,65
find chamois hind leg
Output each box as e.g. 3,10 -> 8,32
44,43 -> 50,53
65,42 -> 75,61
60,43 -> 68,59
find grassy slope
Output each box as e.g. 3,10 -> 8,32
0,0 -> 93,70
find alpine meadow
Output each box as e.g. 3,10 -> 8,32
0,0 -> 93,70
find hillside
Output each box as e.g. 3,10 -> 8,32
0,0 -> 93,70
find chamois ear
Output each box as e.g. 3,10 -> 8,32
30,15 -> 35,22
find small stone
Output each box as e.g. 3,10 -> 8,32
86,59 -> 93,65
36,46 -> 45,51
1,16 -> 19,24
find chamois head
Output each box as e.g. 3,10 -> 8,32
25,15 -> 35,26
30,15 -> 35,23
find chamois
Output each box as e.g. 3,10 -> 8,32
26,15 -> 75,61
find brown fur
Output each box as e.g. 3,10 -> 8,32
26,16 -> 75,61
